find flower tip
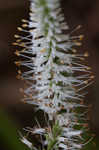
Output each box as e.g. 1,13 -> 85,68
17,27 -> 23,31
22,24 -> 28,28
14,34 -> 20,38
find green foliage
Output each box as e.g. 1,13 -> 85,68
46,121 -> 62,150
0,109 -> 30,150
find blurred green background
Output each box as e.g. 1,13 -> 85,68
0,0 -> 99,149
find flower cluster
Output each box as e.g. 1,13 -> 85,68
14,0 -> 94,149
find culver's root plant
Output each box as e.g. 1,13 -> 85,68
14,0 -> 94,149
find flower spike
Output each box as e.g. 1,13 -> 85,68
14,0 -> 94,149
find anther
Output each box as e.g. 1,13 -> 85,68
18,70 -> 22,74
14,50 -> 20,56
29,13 -> 33,16
86,67 -> 91,70
84,51 -> 89,57
74,41 -> 82,46
72,49 -> 77,53
80,100 -> 84,105
14,34 -> 20,38
24,94 -> 27,98
79,35 -> 84,40
84,80 -> 88,84
21,99 -> 26,104
16,39 -> 21,43
61,105 -> 64,109
21,19 -> 28,23
72,54 -> 76,57
22,24 -> 28,28
20,43 -> 25,47
90,75 -> 95,79
15,61 -> 21,66
12,42 -> 18,46
17,27 -> 23,31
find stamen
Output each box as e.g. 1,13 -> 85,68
70,25 -> 82,35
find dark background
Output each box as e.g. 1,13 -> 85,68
0,0 -> 99,148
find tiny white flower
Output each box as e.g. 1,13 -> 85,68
15,0 -> 93,149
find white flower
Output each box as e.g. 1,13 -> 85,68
14,0 -> 93,149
